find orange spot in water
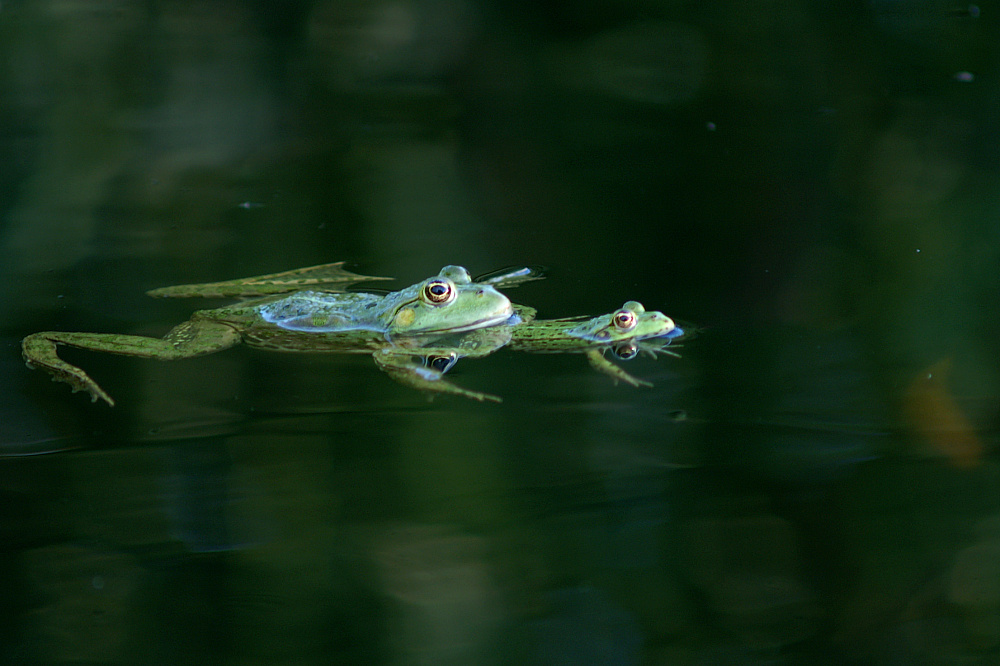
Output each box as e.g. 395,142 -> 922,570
903,358 -> 982,468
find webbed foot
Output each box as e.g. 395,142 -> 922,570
22,334 -> 116,406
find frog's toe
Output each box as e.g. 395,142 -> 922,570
467,389 -> 502,403
56,372 -> 115,406
82,383 -> 115,406
614,367 -> 652,388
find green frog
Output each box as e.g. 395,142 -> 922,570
508,300 -> 680,387
22,263 -> 524,406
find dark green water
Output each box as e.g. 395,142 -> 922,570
2,2 -> 999,664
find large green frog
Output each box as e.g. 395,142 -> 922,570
22,262 -> 523,406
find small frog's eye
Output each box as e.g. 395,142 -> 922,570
611,340 -> 639,360
421,278 -> 456,305
611,308 -> 638,332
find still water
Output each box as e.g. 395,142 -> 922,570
2,2 -> 999,664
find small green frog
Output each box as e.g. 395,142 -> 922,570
509,300 -> 680,387
22,263 -> 522,406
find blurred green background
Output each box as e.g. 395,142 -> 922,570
2,1 -> 999,664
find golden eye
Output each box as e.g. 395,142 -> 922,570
421,278 -> 456,305
611,308 -> 637,332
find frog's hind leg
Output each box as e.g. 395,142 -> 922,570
584,349 -> 652,388
372,348 -> 501,403
22,321 -> 241,406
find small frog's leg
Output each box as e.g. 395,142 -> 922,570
147,262 -> 392,298
584,349 -> 652,388
22,320 -> 241,406
372,348 -> 501,403
635,339 -> 682,359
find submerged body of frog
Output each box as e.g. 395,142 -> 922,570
22,263 -> 521,405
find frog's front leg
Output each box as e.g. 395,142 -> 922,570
372,348 -> 501,403
584,348 -> 652,388
22,320 -> 241,406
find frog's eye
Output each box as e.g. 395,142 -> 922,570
611,340 -> 639,360
611,308 -> 638,332
421,278 -> 456,305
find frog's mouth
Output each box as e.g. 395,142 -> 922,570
407,311 -> 515,335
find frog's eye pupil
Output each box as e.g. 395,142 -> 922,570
422,279 -> 456,305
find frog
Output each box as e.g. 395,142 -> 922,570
22,262 -> 525,406
508,300 -> 682,387
404,301 -> 683,401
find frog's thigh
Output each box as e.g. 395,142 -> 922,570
585,349 -> 651,388
161,320 -> 242,357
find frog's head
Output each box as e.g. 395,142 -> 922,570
385,265 -> 514,336
565,300 -> 675,343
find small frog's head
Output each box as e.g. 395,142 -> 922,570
386,265 -> 514,336
566,301 -> 675,343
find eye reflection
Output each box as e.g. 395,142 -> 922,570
425,353 -> 458,374
610,340 -> 639,360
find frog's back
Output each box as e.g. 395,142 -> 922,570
191,291 -> 376,329
260,291 -> 383,331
